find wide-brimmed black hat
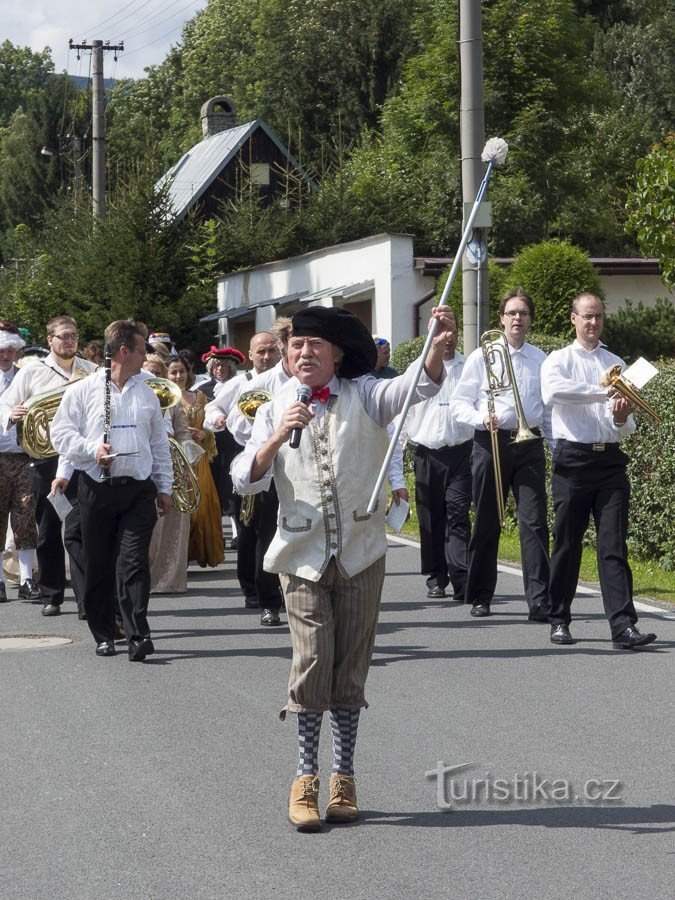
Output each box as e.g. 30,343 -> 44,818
290,306 -> 377,379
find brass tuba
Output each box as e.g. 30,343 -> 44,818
236,389 -> 273,526
16,386 -> 67,459
481,330 -> 540,526
599,364 -> 661,425
144,377 -> 201,513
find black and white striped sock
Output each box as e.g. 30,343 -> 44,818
296,712 -> 323,776
329,707 -> 360,776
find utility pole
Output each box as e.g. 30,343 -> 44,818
69,39 -> 124,220
458,1 -> 489,355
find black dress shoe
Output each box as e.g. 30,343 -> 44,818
95,640 -> 116,657
528,605 -> 550,622
128,637 -> 154,661
426,586 -> 447,599
244,595 -> 259,609
18,578 -> 41,601
260,608 -> 281,626
470,603 -> 490,617
612,626 -> 657,649
41,603 -> 61,617
0,583 -> 8,603
550,624 -> 574,644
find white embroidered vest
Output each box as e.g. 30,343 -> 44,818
264,379 -> 389,581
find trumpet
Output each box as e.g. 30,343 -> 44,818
236,388 -> 273,526
481,330 -> 540,525
599,364 -> 661,425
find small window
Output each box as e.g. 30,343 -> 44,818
250,163 -> 270,186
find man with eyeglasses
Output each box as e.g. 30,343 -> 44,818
540,292 -> 656,649
453,288 -> 551,621
0,316 -> 97,616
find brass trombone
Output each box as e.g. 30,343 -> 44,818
599,364 -> 661,425
481,330 -> 540,526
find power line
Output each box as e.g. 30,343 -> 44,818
78,0 -> 157,37
115,0 -> 200,41
122,18 -> 193,59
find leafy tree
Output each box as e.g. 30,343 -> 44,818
0,41 -> 54,125
505,240 -> 603,335
0,109 -> 59,238
625,134 -> 675,287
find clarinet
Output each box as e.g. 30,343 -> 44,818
101,344 -> 112,481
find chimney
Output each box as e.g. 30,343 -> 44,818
201,96 -> 237,138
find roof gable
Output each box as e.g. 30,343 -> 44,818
156,119 -> 315,221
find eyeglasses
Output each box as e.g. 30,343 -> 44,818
51,332 -> 79,341
574,313 -> 604,322
502,310 -> 531,319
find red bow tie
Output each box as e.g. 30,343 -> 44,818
310,386 -> 331,404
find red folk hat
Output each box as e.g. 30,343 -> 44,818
201,345 -> 246,366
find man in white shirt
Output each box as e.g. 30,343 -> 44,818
51,320 -> 173,660
0,316 -> 97,616
540,292 -> 656,649
232,304 -> 452,832
0,322 -> 37,603
453,289 -> 551,620
399,309 -> 473,600
205,332 -> 284,621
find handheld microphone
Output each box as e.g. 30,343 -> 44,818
289,385 -> 312,449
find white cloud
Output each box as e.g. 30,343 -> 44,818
2,0 -> 207,80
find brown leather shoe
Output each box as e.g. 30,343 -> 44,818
288,774 -> 321,831
325,774 -> 358,823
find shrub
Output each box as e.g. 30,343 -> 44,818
506,240 -> 603,336
391,335 -> 426,374
625,361 -> 675,568
602,298 -> 675,361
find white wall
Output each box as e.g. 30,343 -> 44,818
601,274 -> 673,313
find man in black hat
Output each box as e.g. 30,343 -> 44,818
232,304 -> 455,831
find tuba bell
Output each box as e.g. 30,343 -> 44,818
144,377 -> 201,513
17,375 -> 90,459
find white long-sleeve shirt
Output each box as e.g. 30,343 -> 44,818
224,361 -> 290,447
0,366 -> 22,453
399,353 -> 473,449
452,340 -> 552,446
50,369 -> 173,493
540,340 -> 635,443
232,360 -> 443,495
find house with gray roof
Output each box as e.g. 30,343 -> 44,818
156,97 -> 316,222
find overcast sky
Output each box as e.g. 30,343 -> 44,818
2,0 -> 208,81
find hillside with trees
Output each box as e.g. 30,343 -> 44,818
0,0 -> 672,345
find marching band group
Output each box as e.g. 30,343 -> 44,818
0,290 -> 658,831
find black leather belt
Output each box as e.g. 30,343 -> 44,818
106,476 -> 135,486
499,427 -> 542,440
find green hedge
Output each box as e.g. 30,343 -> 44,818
506,240 -> 603,335
625,360 -> 675,568
602,298 -> 675,361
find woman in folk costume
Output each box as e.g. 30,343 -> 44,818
232,305 -> 452,831
166,356 -> 224,568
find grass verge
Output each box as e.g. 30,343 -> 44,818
389,477 -> 675,605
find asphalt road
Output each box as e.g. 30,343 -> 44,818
1,537 -> 673,900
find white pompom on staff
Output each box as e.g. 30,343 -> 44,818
366,137 -> 509,514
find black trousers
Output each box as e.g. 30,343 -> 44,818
210,429 -> 240,516
236,484 -> 283,610
414,441 -> 472,595
548,440 -> 637,637
29,458 -> 86,612
465,430 -> 550,611
78,473 -> 157,643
